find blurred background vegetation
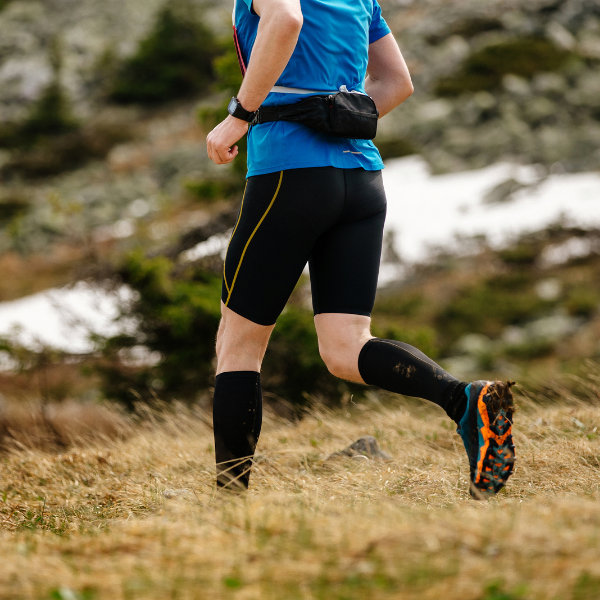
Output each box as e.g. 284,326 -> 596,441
109,6 -> 217,105
0,0 -> 598,432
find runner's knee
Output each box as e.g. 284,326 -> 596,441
319,346 -> 349,379
216,319 -> 269,360
216,303 -> 274,373
315,314 -> 372,379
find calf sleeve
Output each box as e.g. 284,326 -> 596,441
358,339 -> 468,423
213,371 -> 262,490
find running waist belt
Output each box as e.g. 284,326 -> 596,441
253,92 -> 379,140
232,6 -> 378,140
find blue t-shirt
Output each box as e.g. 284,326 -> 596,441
234,0 -> 391,177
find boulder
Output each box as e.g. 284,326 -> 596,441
327,436 -> 392,461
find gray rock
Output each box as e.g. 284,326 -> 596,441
502,313 -> 584,350
538,126 -> 575,163
502,326 -> 527,346
579,31 -> 600,58
568,71 -> 600,108
535,278 -> 562,301
418,99 -> 454,122
454,333 -> 493,356
500,11 -> 535,34
483,178 -> 526,204
525,97 -> 558,122
328,436 -> 392,461
526,313 -> 584,341
440,356 -> 480,381
472,91 -> 497,110
532,73 -> 569,94
163,488 -> 195,500
503,74 -> 532,96
547,21 -> 578,50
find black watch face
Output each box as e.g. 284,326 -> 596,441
228,97 -> 238,116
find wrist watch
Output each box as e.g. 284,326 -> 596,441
228,97 -> 257,122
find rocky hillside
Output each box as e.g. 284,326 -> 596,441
0,0 -> 598,283
378,0 -> 600,172
0,0 -> 226,123
0,0 -> 233,268
0,0 -> 598,406
1,0 -> 598,174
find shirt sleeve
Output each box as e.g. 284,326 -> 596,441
238,0 -> 257,16
369,0 -> 391,44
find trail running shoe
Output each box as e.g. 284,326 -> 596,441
457,380 -> 516,499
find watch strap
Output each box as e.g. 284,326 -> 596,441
229,97 -> 256,122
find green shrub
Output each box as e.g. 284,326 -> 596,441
479,581 -> 527,600
0,52 -> 132,178
573,573 -> 600,600
499,243 -> 541,266
97,253 -> 348,409
8,40 -> 78,147
372,323 -> 439,359
184,178 -> 244,202
0,79 -> 78,151
1,121 -> 133,179
0,195 -> 29,223
263,307 -> 346,405
197,41 -> 248,181
212,45 -> 244,93
22,81 -> 78,141
565,288 -> 599,318
427,17 -> 503,45
436,38 -> 574,96
0,123 -> 19,149
375,138 -> 418,161
110,7 -> 217,104
436,274 -> 554,344
97,252 -> 222,408
503,339 -> 556,360
373,292 -> 425,318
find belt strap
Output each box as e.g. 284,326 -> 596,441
271,85 -> 334,94
254,96 -> 325,125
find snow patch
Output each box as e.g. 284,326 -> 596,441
1,158 -> 599,354
382,156 -> 600,264
0,282 -> 138,354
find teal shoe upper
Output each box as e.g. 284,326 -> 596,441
456,380 -> 516,497
457,382 -> 473,458
457,381 -> 491,475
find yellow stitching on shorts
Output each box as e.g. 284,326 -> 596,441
226,171 -> 283,306
223,181 -> 248,294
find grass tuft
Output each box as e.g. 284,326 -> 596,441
0,382 -> 600,597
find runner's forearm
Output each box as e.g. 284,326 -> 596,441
237,3 -> 303,112
365,76 -> 412,118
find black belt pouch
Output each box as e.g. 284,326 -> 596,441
255,92 -> 379,140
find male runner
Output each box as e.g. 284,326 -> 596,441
206,0 -> 515,498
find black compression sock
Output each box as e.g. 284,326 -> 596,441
358,339 -> 468,424
213,371 -> 263,490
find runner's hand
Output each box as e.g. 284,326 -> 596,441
206,115 -> 249,165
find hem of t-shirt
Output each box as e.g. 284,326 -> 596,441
246,159 -> 385,178
369,27 -> 391,45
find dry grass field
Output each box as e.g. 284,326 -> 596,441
1,376 -> 600,600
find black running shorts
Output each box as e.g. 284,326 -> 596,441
222,166 -> 387,326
